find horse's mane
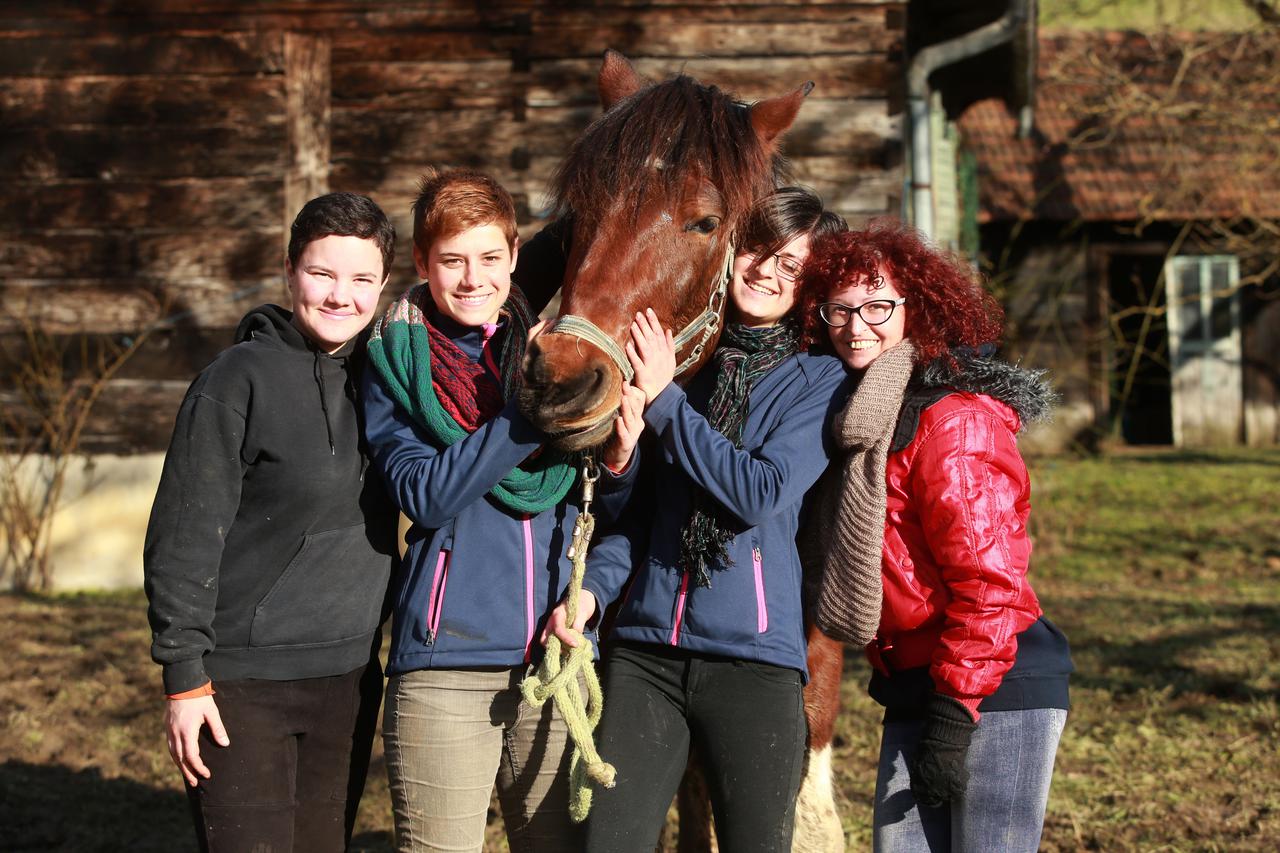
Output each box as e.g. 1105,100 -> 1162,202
551,74 -> 788,232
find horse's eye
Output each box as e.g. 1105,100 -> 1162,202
685,217 -> 719,235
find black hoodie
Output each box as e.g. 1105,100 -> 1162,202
144,305 -> 397,694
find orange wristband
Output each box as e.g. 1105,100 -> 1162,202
167,682 -> 215,700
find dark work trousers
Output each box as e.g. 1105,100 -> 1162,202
584,642 -> 807,853
186,661 -> 383,853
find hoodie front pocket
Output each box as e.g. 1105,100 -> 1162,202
249,524 -> 389,648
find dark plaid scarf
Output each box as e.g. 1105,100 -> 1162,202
680,319 -> 801,586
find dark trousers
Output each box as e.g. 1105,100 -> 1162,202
584,643 -> 807,853
186,662 -> 382,853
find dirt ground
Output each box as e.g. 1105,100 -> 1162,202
4,450 -> 1279,851
0,591 -> 402,852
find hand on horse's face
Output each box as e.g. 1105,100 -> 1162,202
603,383 -> 645,472
626,308 -> 677,404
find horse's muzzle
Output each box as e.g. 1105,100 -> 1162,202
519,335 -> 621,451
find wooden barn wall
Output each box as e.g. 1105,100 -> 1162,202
0,1 -> 905,452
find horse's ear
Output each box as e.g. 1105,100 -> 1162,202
598,49 -> 644,110
749,81 -> 814,147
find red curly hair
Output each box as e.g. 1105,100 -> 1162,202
797,219 -> 1004,363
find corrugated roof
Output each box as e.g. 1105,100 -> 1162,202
958,31 -> 1280,223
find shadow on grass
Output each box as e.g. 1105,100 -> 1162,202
838,597 -> 1280,706
0,761 -> 194,853
0,760 -> 396,853
1108,449 -> 1280,467
1058,596 -> 1280,701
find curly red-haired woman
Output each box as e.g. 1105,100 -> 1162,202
798,219 -> 1073,853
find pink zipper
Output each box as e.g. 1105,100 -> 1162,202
426,549 -> 450,642
670,572 -> 690,645
522,516 -> 536,662
752,546 -> 768,633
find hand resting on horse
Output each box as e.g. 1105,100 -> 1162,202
626,308 -> 677,404
603,383 -> 646,472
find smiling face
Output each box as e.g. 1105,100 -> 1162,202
286,234 -> 388,353
826,265 -> 907,371
416,223 -> 517,327
730,232 -> 812,328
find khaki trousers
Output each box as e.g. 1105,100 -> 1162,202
383,666 -> 581,853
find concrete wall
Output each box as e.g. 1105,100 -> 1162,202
2,453 -> 163,591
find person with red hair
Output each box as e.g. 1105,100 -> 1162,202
797,219 -> 1073,852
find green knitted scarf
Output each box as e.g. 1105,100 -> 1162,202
367,284 -> 577,514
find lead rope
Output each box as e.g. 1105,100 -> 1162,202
519,456 -> 616,822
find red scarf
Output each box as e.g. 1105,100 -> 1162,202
426,319 -> 504,431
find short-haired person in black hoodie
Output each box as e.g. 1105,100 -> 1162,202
144,193 -> 399,853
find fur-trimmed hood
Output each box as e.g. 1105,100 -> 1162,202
916,348 -> 1057,425
891,347 -> 1057,452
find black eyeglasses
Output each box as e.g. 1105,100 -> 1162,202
817,297 -> 906,327
740,250 -> 804,282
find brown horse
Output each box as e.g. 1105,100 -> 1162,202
522,51 -> 850,851
520,50 -> 809,449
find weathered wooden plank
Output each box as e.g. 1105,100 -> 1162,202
284,32 -> 331,253
331,107 -> 525,168
0,75 -> 284,128
525,18 -> 898,60
0,378 -> 191,454
796,167 -> 902,216
1,278 -> 280,334
526,55 -> 897,106
0,125 -> 286,179
332,59 -> 518,109
331,30 -> 522,64
0,230 -> 282,281
331,162 -> 547,211
0,0 -> 887,21
531,4 -> 895,28
0,179 -> 283,230
332,152 -> 901,224
0,32 -> 283,76
79,379 -> 190,453
0,7 -> 530,38
511,98 -> 900,159
0,328 -> 231,385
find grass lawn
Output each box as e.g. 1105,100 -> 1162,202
3,449 -> 1278,851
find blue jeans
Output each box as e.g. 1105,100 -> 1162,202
873,707 -> 1067,853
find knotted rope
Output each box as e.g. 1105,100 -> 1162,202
520,456 -> 616,822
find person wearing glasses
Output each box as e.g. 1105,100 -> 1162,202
550,187 -> 851,852
797,219 -> 1073,853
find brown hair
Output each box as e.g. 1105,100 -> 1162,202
412,167 -> 518,254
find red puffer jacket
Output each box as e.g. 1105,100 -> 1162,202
870,390 -> 1042,714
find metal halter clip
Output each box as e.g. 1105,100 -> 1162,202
580,454 -> 600,510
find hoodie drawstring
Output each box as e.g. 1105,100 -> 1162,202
314,350 -> 336,455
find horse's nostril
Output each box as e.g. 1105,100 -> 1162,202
524,343 -> 547,385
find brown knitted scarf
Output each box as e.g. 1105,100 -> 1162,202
800,340 -> 916,645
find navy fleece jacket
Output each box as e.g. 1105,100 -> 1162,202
584,351 -> 851,677
362,308 -> 636,675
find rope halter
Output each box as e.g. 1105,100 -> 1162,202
545,241 -> 735,382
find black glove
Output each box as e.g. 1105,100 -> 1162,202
908,693 -> 978,808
